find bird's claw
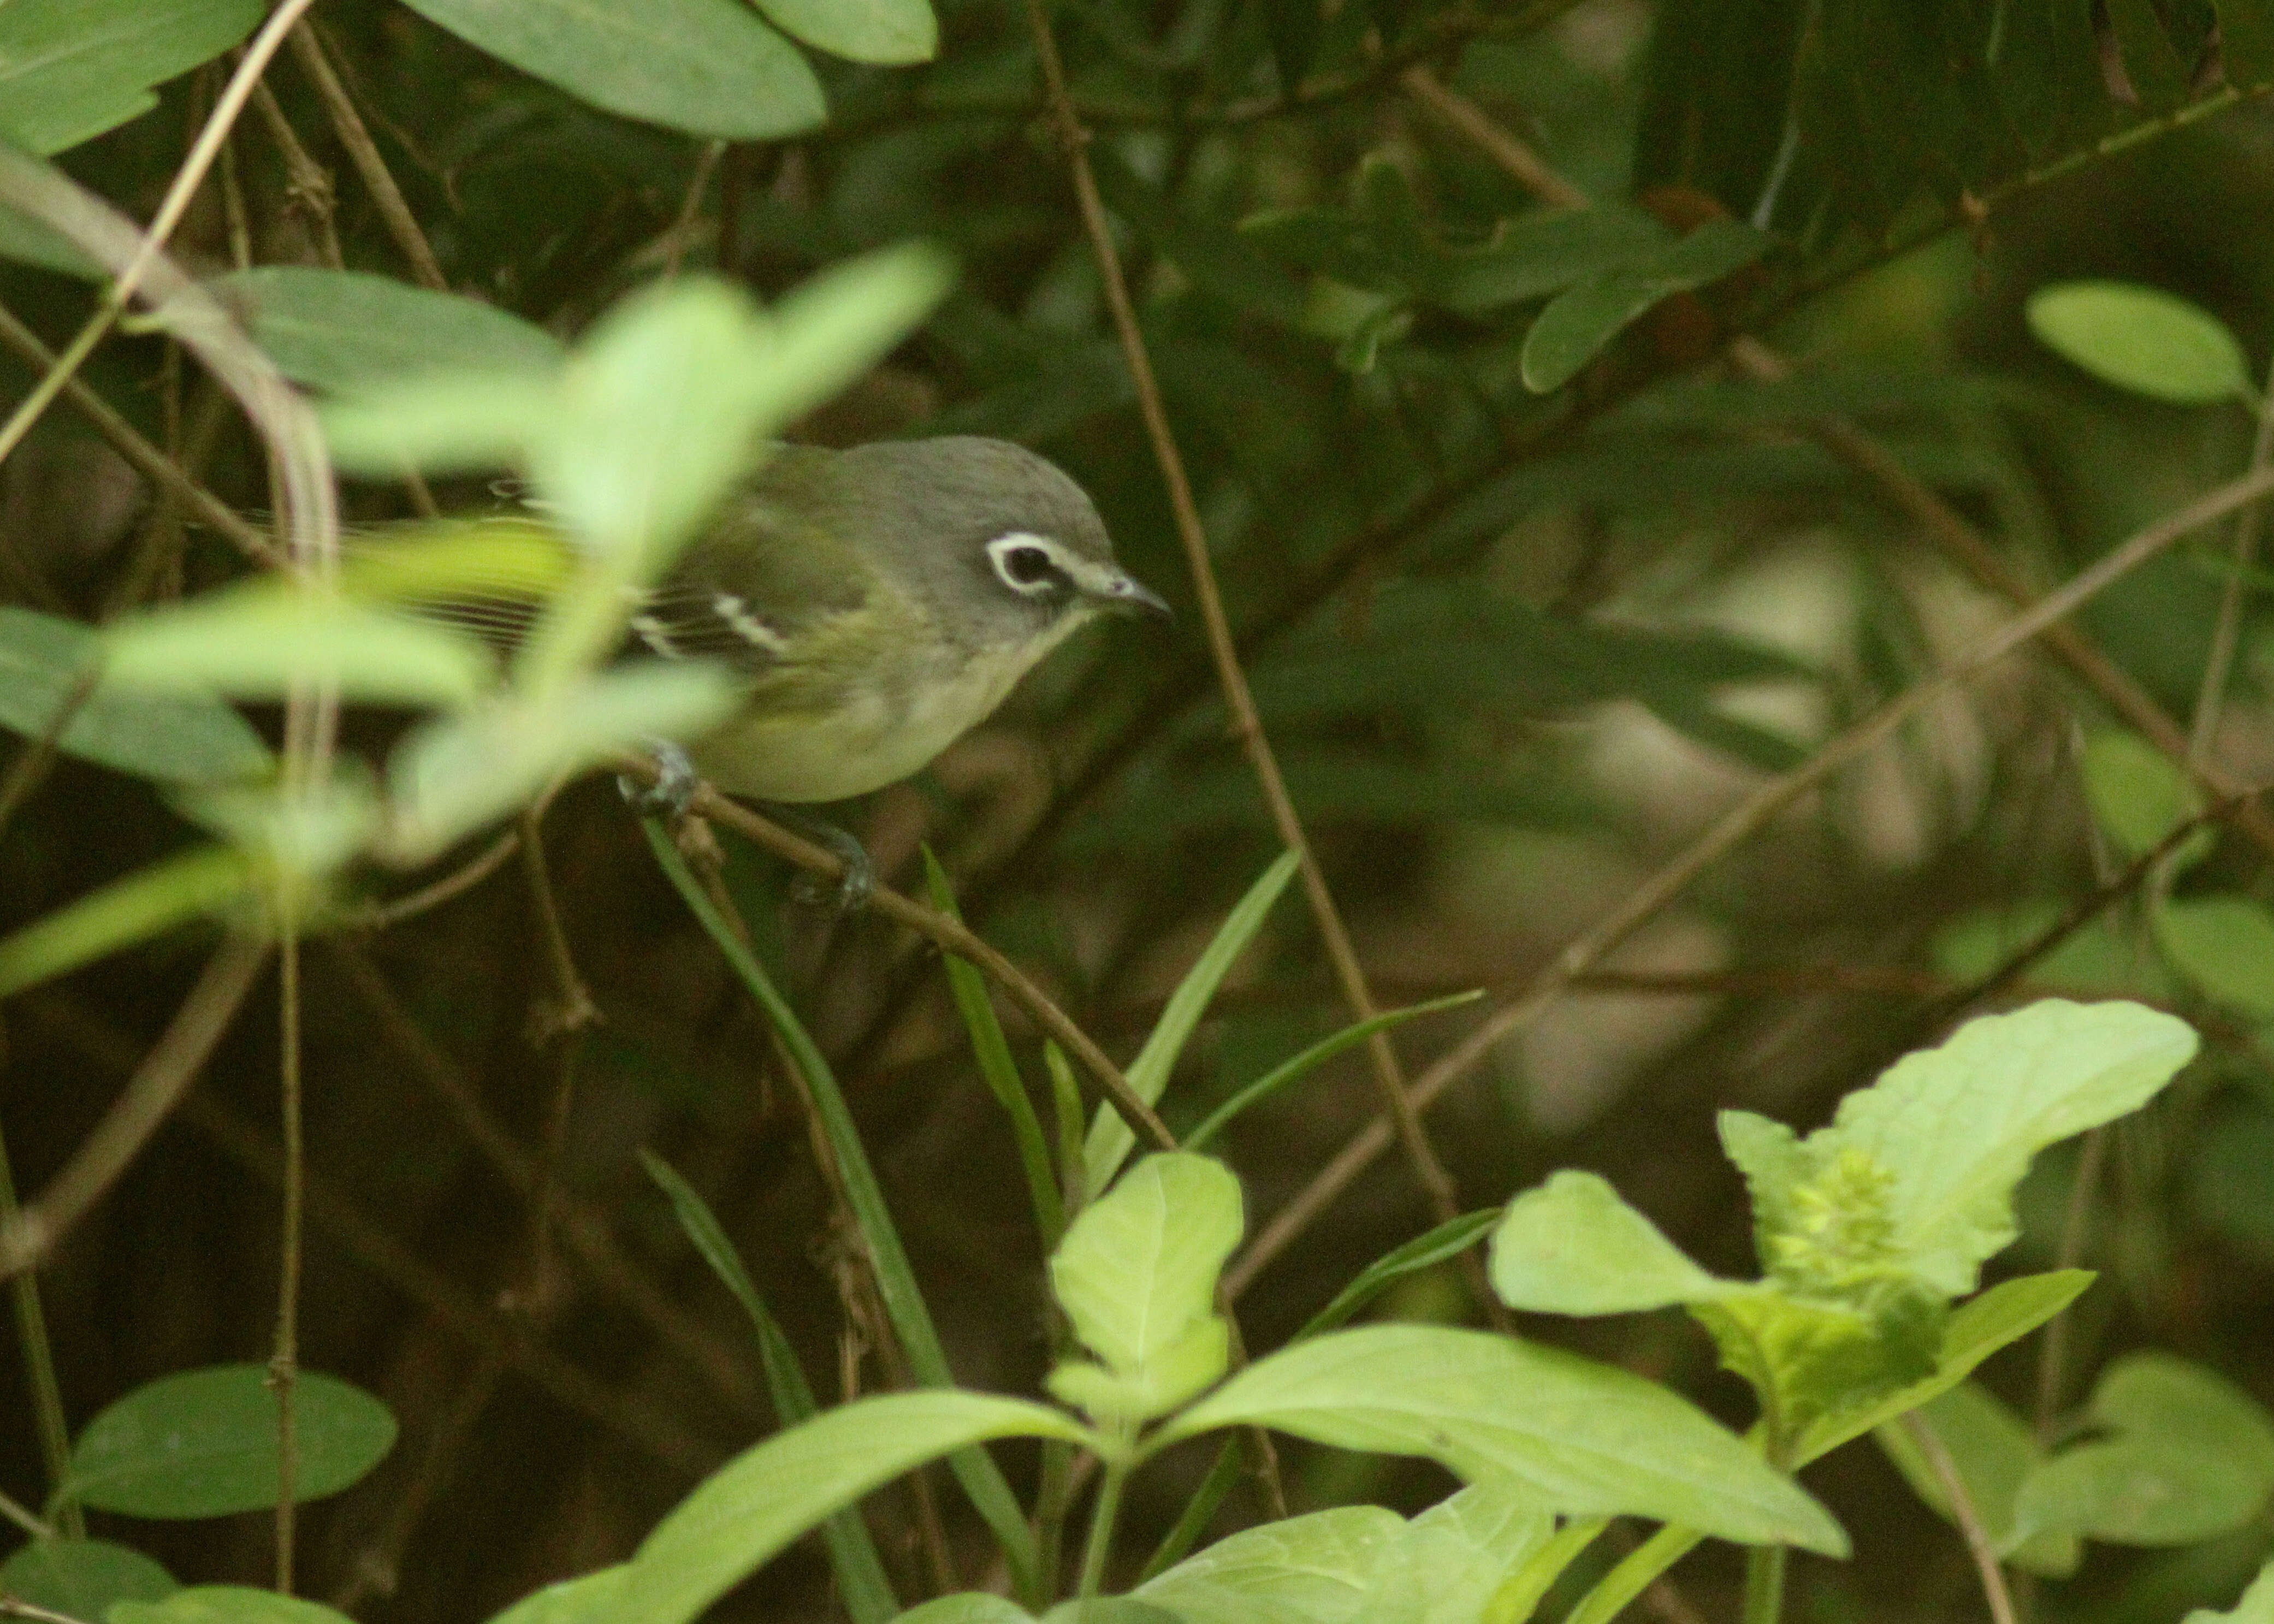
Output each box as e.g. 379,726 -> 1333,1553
619,738 -> 700,817
785,817 -> 874,914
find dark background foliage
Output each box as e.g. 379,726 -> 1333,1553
8,1 -> 2274,1619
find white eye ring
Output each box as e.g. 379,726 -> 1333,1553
987,532 -> 1064,597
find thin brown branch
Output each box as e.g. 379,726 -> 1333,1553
1399,66 -> 1589,210
676,778 -> 1178,1154
0,300 -> 280,567
518,807 -> 598,1316
1227,462 -> 2274,1299
248,76 -> 342,270
287,23 -> 446,290
327,940 -> 768,1419
343,828 -> 523,930
0,935 -> 268,1282
273,925 -> 304,1592
1901,1410 -> 2018,1624
1021,0 -> 1470,1255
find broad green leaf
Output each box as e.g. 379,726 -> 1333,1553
612,1392 -> 1090,1624
1361,1481 -> 1559,1624
2156,896 -> 2274,1018
1739,1000 -> 2196,1296
752,0 -> 936,63
483,1567 -> 629,1624
1157,1325 -> 1847,1554
321,374 -> 555,476
1297,1209 -> 1502,1337
1874,1382 -> 2079,1576
1085,850 -> 1300,1192
0,606 -> 270,784
1520,219 -> 1776,394
2189,1560 -> 2274,1624
111,1590 -> 357,1624
2014,1354 -> 2274,1546
1135,1506 -> 1405,1624
0,0 -> 264,155
1047,1153 -> 1240,1422
0,1539 -> 175,1617
61,1365 -> 397,1519
0,844 -> 252,1000
1794,1270 -> 2097,1463
639,1151 -> 899,1623
1182,991 -> 1482,1153
2082,730 -> 2212,871
104,590 -> 494,708
1489,1170 -> 1742,1313
891,1598 -> 1034,1624
2027,282 -> 2255,406
1434,207 -> 1677,316
383,663 -> 741,864
1038,1605 -> 1179,1624
171,777 -> 383,881
398,0 -> 824,139
214,268 -> 564,392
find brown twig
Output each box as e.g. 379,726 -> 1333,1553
0,301 -> 280,567
676,779 -> 1178,1154
1227,462 -> 2274,1298
272,926 -> 304,1591
342,828 -> 523,930
287,22 -> 447,290
1900,1410 -> 2018,1624
327,940 -> 767,1418
248,76 -> 342,270
1400,65 -> 1589,210
1021,0 -> 1470,1255
0,935 -> 268,1282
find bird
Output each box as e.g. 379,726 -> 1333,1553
614,435 -> 1169,899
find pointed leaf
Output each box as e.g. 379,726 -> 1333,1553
398,0 -> 824,139
214,268 -> 563,392
1490,1170 -> 1743,1313
2027,281 -> 2254,406
0,0 -> 264,155
1520,220 -> 1775,394
1157,1325 -> 1847,1554
0,844 -> 252,999
752,0 -> 936,64
1298,1209 -> 1502,1337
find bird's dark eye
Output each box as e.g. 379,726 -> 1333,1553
1004,546 -> 1054,585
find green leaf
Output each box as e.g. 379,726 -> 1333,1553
0,1539 -> 176,1617
2027,281 -> 2255,406
483,1568 -> 629,1624
2156,896 -> 2274,1018
751,0 -> 936,63
1134,1506 -> 1406,1624
1793,1270 -> 2097,1463
60,1365 -> 397,1519
0,844 -> 252,1000
1296,1209 -> 1503,1338
1520,219 -> 1776,394
104,589 -> 495,708
214,268 -> 564,393
639,1151 -> 899,1623
1084,850 -> 1300,1193
384,663 -> 741,863
1489,1170 -> 1744,1314
398,0 -> 824,139
1874,1382 -> 2079,1576
610,1392 -> 1090,1624
891,1598 -> 1035,1624
1156,1324 -> 1847,1554
321,373 -> 556,476
1738,999 -> 2197,1297
2081,730 -> 2212,872
110,1590 -> 358,1624
1182,991 -> 1482,1154
2014,1354 -> 2274,1546
2188,1560 -> 2274,1624
1433,208 -> 1678,316
0,606 -> 270,784
1046,1153 -> 1240,1423
0,0 -> 265,155
1691,1282 -> 1945,1448
1038,1605 -> 1179,1624
1361,1481 -> 1559,1624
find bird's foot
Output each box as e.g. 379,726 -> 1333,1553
619,738 -> 701,817
767,805 -> 874,913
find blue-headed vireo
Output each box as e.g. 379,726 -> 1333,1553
636,435 -> 1167,809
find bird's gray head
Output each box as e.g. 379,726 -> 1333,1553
830,436 -> 1169,643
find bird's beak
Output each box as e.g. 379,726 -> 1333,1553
1092,568 -> 1172,619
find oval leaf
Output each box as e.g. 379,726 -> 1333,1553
754,0 -> 936,63
0,0 -> 265,155
1520,219 -> 1775,394
2027,281 -> 2254,406
112,1589 -> 359,1624
0,606 -> 270,784
214,268 -> 563,392
1157,1324 -> 1847,1554
398,0 -> 825,139
0,1539 -> 177,1617
1490,1170 -> 1741,1314
2156,896 -> 2274,1018
61,1364 -> 397,1518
